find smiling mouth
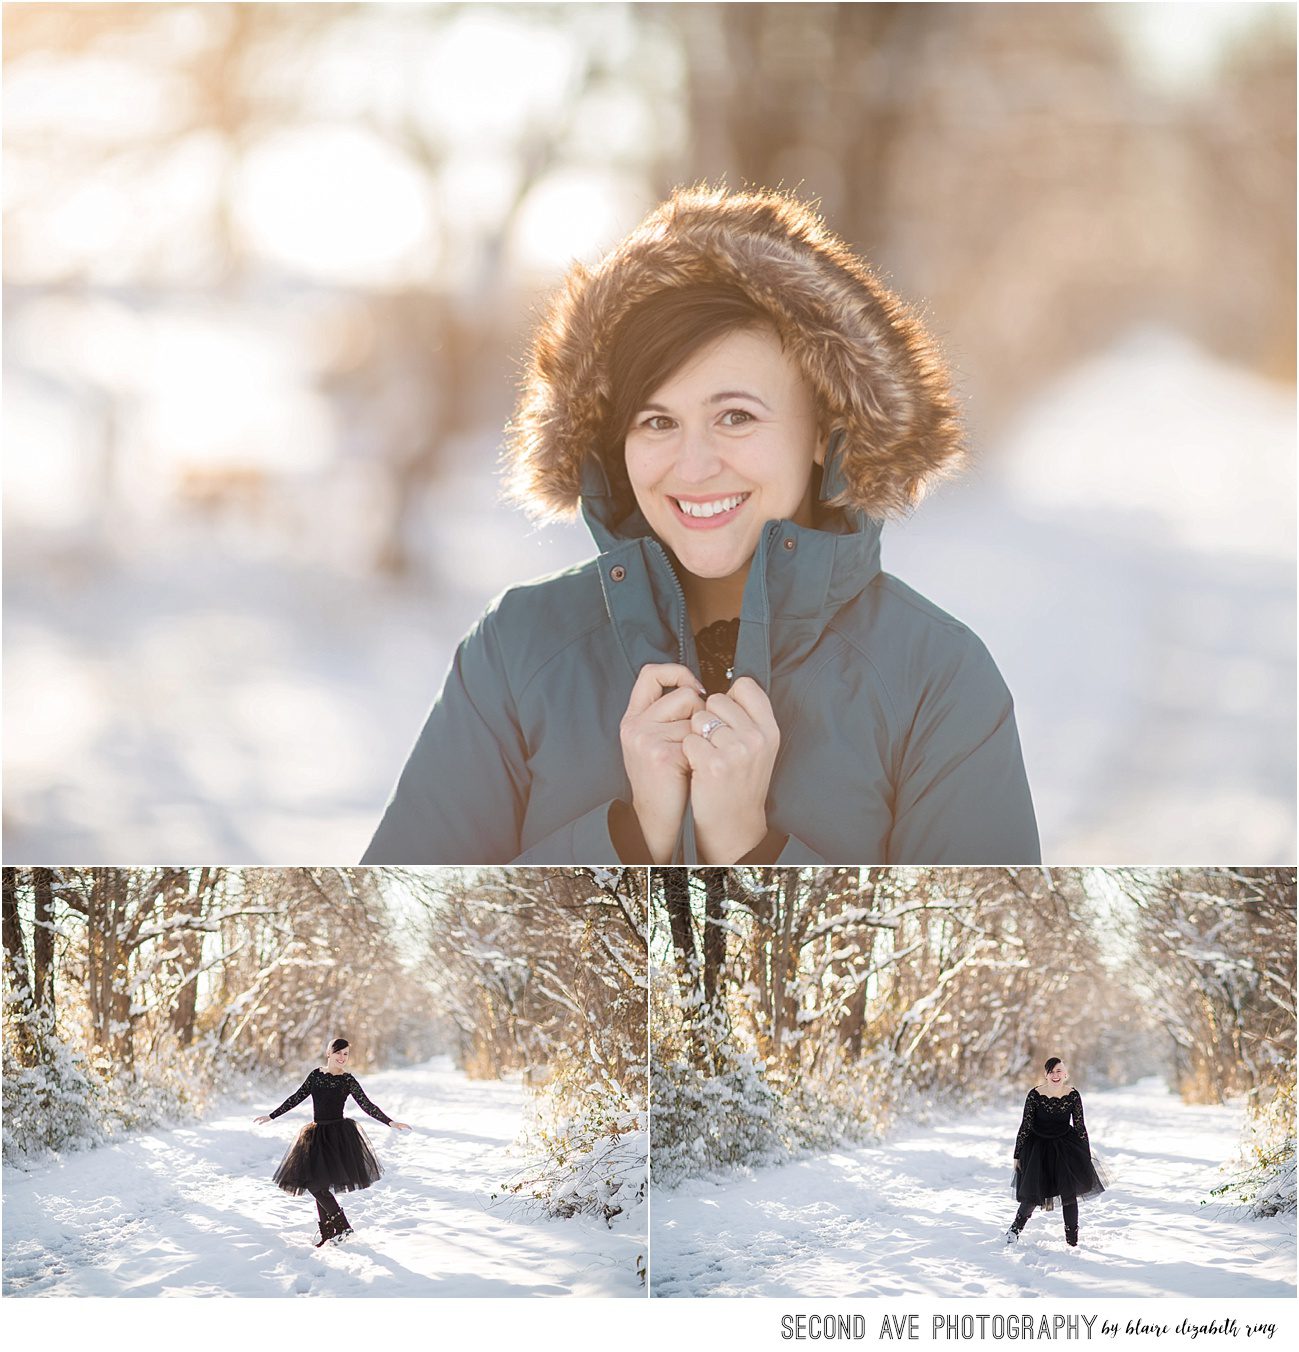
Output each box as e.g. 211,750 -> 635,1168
671,492 -> 750,520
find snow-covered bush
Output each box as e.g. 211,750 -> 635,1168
1211,1080 -> 1296,1218
3,1010 -> 224,1164
651,1044 -> 785,1185
4,961 -> 230,1163
770,1048 -> 914,1150
499,1046 -> 646,1228
2,993 -> 109,1164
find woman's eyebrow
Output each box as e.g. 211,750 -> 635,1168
637,390 -> 773,413
709,389 -> 771,409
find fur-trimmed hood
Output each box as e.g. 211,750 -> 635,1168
505,185 -> 963,521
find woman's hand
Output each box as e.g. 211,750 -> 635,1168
254,1115 -> 271,1125
620,663 -> 706,862
683,677 -> 780,863
390,1120 -> 412,1131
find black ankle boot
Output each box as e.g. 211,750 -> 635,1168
1065,1227 -> 1078,1247
314,1209 -> 351,1247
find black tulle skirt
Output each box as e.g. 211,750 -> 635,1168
1014,1131 -> 1108,1209
272,1119 -> 383,1197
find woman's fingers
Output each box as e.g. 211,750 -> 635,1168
726,675 -> 779,733
646,685 -> 706,724
625,663 -> 706,716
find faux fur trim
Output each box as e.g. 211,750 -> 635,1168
504,184 -> 964,519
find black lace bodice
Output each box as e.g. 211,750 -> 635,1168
695,617 -> 740,696
1014,1087 -> 1089,1158
268,1068 -> 392,1125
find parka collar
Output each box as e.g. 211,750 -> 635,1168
579,434 -> 882,689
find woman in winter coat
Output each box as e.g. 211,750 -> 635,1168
1006,1056 -> 1106,1248
364,185 -> 1039,865
255,1038 -> 411,1246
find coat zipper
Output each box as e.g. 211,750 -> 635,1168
649,539 -> 692,673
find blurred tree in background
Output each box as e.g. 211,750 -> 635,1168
675,3 -> 1294,409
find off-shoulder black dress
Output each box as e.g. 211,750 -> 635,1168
268,1068 -> 391,1196
1013,1087 -> 1106,1209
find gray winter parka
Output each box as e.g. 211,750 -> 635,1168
363,188 -> 1039,865
363,454 -> 1038,864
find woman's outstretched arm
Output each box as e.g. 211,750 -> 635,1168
348,1076 -> 410,1130
255,1072 -> 314,1123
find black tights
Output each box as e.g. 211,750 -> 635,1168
310,1189 -> 344,1225
1013,1197 -> 1078,1234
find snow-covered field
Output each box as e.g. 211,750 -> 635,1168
650,1079 -> 1295,1299
2,1056 -> 643,1297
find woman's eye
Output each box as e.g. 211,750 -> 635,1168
720,408 -> 754,426
640,414 -> 675,431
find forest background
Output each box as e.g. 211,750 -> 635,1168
4,1 -> 1295,864
650,866 -> 1296,1218
1,865 -> 648,1226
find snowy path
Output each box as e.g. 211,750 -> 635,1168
650,1079 -> 1295,1299
3,1056 -> 642,1297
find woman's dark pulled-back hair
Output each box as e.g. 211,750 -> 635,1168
1044,1056 -> 1062,1073
605,284 -> 790,456
328,1038 -> 350,1054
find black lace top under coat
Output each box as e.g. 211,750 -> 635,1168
695,618 -> 740,696
1014,1086 -> 1089,1157
268,1067 -> 392,1125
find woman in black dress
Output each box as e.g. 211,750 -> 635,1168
255,1038 -> 411,1246
1005,1056 -> 1105,1248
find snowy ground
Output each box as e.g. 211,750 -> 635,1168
2,1056 -> 643,1297
650,1079 -> 1296,1299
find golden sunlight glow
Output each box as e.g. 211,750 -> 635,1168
234,126 -> 435,286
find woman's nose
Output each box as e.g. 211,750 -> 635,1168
674,426 -> 723,483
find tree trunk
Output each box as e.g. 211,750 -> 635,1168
701,868 -> 727,1012
660,869 -> 699,988
2,867 -> 30,990
33,868 -> 55,1014
168,868 -> 211,1047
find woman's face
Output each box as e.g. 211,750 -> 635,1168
623,326 -> 822,587
327,1045 -> 350,1072
1046,1060 -> 1067,1088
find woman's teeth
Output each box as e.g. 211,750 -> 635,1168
674,493 -> 748,518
